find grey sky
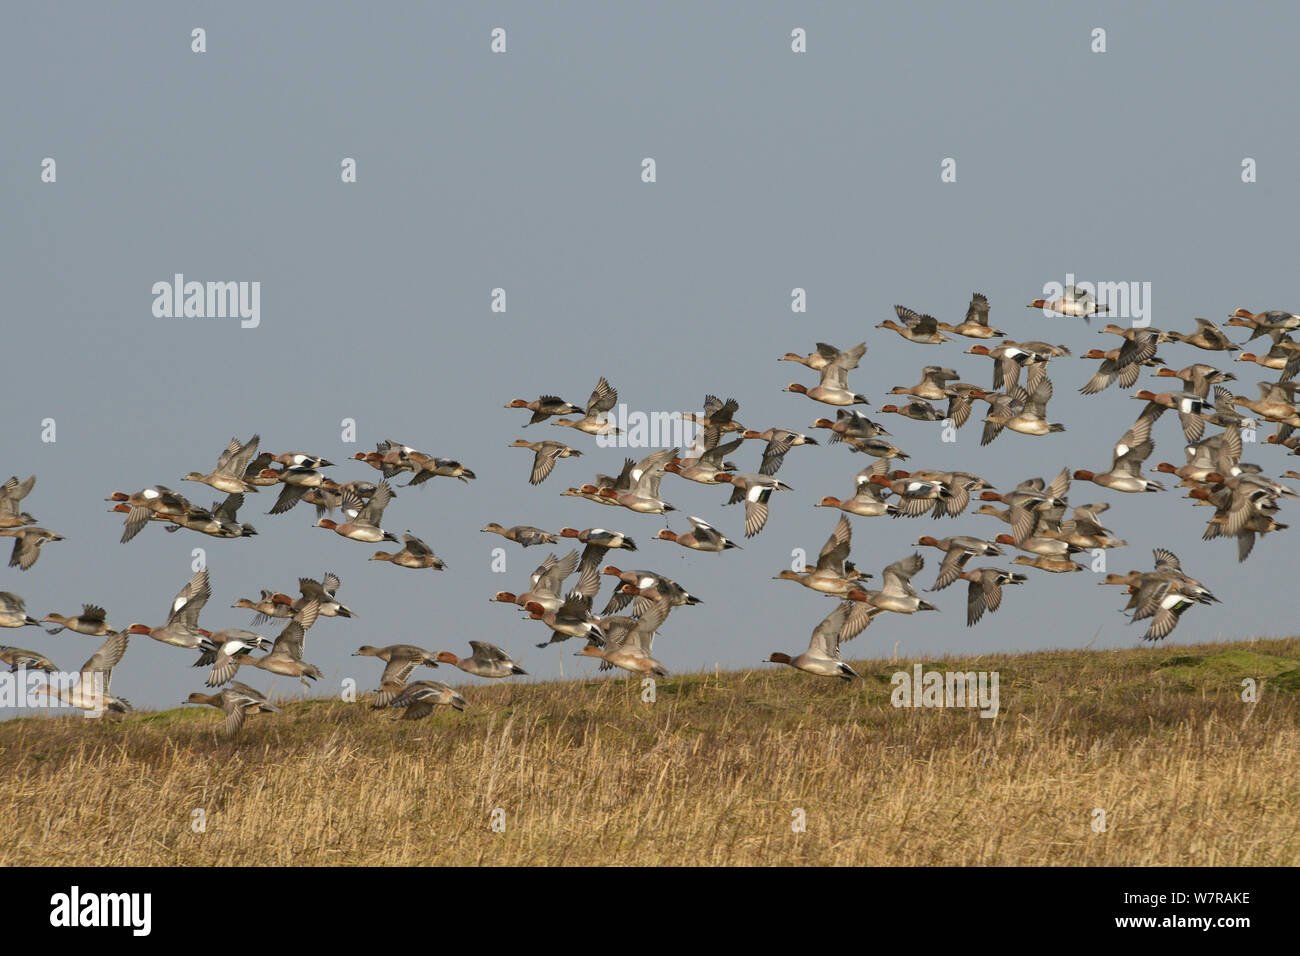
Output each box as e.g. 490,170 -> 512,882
3,2 -> 1298,714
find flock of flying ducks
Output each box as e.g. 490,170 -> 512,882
2,288 -> 1298,727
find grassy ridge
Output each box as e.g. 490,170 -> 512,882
2,637 -> 1299,866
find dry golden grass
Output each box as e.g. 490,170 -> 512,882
2,637 -> 1299,865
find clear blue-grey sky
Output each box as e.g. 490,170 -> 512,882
3,2 -> 1298,714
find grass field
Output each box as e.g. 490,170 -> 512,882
3,637 -> 1299,866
